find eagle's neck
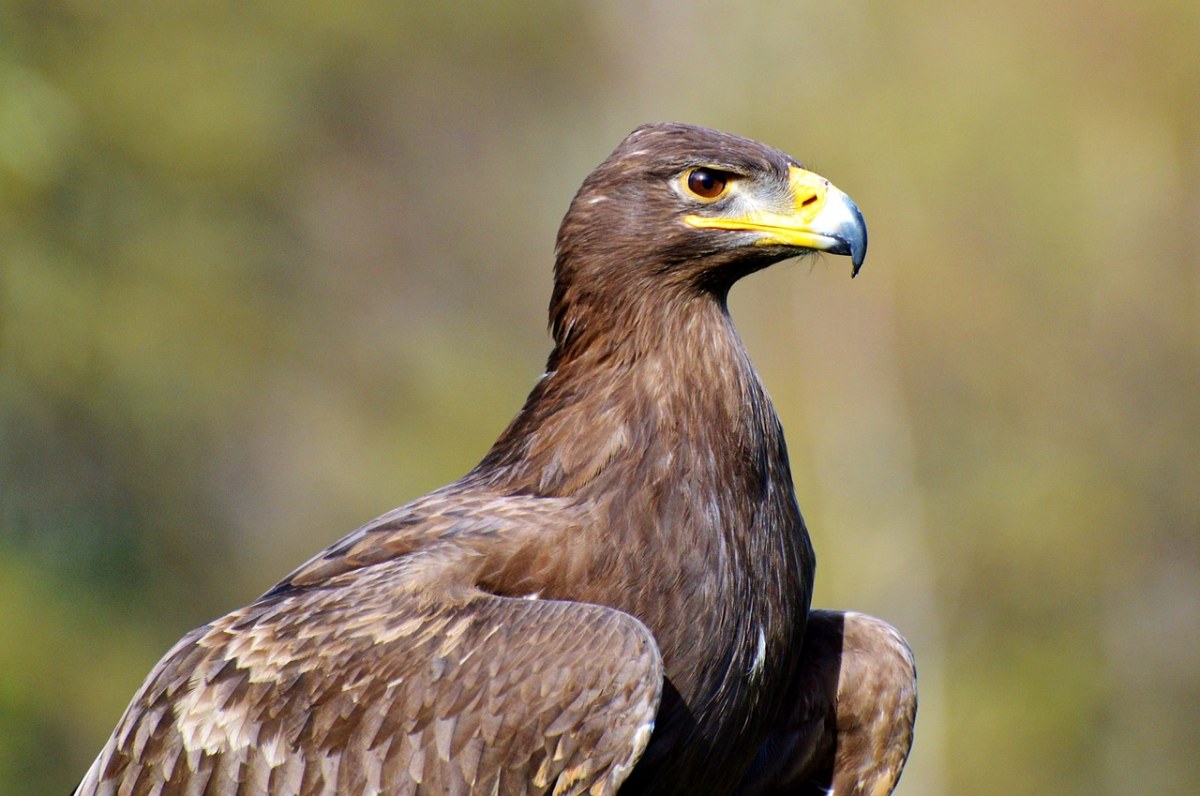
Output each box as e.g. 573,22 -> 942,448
480,287 -> 769,497
474,287 -> 813,776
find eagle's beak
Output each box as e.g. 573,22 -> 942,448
684,165 -> 868,276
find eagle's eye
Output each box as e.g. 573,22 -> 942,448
684,168 -> 729,201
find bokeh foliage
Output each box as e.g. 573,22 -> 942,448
1,1 -> 1197,793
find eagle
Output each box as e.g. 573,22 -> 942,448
77,123 -> 916,796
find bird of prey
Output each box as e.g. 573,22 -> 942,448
77,123 -> 916,796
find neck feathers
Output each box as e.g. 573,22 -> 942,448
477,289 -> 780,503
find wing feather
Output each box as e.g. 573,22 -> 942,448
739,609 -> 917,796
77,559 -> 662,796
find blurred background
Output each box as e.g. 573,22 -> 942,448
1,1 -> 1197,793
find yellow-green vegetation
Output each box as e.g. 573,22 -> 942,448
1,2 -> 1196,794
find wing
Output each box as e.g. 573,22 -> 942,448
76,557 -> 663,796
737,610 -> 917,796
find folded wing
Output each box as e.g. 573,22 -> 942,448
739,610 -> 917,796
77,560 -> 663,796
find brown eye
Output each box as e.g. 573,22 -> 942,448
686,168 -> 728,200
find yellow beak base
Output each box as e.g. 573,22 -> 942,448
684,165 -> 867,275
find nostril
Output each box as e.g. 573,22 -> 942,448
800,194 -> 819,207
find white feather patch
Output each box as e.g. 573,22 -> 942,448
749,627 -> 767,680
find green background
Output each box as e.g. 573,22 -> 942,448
2,2 -> 1196,793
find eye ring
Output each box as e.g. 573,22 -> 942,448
684,167 -> 730,201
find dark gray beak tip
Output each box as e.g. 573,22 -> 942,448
847,201 -> 867,277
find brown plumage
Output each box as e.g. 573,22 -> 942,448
77,123 -> 916,796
